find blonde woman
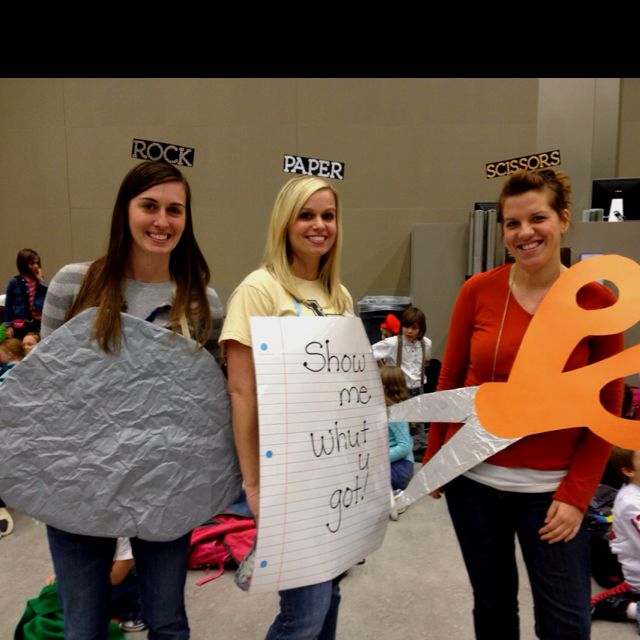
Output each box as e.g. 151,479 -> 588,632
220,176 -> 352,640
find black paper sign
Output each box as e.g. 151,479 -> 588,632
283,154 -> 344,180
132,139 -> 195,168
486,150 -> 561,179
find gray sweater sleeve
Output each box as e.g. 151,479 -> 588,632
205,287 -> 224,363
41,263 -> 225,365
40,263 -> 91,339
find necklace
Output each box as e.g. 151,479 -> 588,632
491,267 -> 513,382
491,262 -> 565,381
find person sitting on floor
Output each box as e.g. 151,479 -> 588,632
0,337 -> 24,382
592,446 -> 640,631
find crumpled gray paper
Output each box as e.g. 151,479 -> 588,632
0,308 -> 242,541
388,387 -> 521,510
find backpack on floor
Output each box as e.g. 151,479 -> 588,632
187,513 -> 257,586
587,484 -> 624,588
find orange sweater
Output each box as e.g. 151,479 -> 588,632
424,264 -> 624,511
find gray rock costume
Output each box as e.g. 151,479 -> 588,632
0,300 -> 241,540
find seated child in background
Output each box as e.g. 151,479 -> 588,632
380,366 -> 414,492
0,324 -> 25,539
46,537 -> 147,632
0,294 -> 6,343
0,336 -> 22,537
22,332 -> 40,355
0,338 -> 25,383
592,447 -> 640,630
373,307 -> 432,454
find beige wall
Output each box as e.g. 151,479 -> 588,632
2,77 -> 636,319
413,221 -> 640,360
0,78 -> 538,306
618,78 -> 640,176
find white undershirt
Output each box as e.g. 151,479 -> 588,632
464,462 -> 567,493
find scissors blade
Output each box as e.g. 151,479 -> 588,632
388,386 -> 479,423
395,413 -> 521,510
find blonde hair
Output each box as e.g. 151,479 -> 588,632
261,176 -> 350,314
380,366 -> 410,406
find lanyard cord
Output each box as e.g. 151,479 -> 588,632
491,268 -> 513,383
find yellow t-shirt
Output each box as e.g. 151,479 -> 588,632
219,268 -> 354,348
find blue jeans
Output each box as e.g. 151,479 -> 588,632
47,525 -> 190,640
445,475 -> 591,640
265,574 -> 344,640
408,386 -> 427,450
390,459 -> 414,491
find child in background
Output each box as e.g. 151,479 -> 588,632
380,366 -> 414,494
0,294 -> 6,343
373,306 -> 432,454
22,332 -> 40,355
0,338 -> 23,537
592,447 -> 640,630
0,500 -> 12,538
379,313 -> 400,340
3,248 -> 47,340
0,338 -> 25,383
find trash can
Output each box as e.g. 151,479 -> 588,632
357,296 -> 412,345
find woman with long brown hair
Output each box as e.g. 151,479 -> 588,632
40,160 -> 224,639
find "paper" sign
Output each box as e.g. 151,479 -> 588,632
283,154 -> 344,180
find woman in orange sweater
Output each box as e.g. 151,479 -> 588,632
424,169 -> 623,639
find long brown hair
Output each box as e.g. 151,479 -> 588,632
380,365 -> 410,406
66,161 -> 211,352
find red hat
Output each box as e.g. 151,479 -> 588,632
380,313 -> 400,335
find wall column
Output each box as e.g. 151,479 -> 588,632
536,78 -> 621,214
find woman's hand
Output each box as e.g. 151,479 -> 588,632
225,340 -> 261,525
245,485 -> 260,524
429,489 -> 443,499
538,500 -> 583,543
